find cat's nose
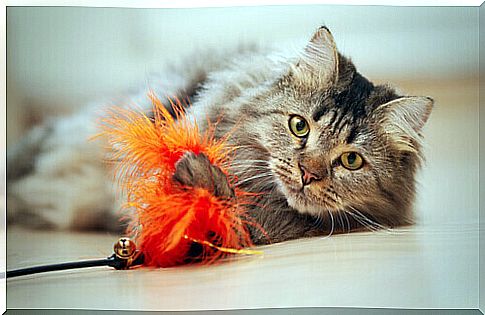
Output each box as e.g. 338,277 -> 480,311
299,163 -> 322,186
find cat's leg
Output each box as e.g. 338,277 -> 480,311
172,151 -> 237,260
173,152 -> 235,199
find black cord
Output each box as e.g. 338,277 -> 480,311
6,253 -> 145,278
7,258 -> 111,278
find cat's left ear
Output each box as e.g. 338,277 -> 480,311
376,96 -> 434,152
291,26 -> 339,87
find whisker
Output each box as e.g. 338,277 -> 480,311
344,210 -> 380,232
342,210 -> 351,233
228,160 -> 269,166
312,212 -> 323,228
225,164 -> 268,170
235,173 -> 274,187
230,165 -> 270,171
227,159 -> 269,164
348,206 -> 392,232
336,211 -> 345,233
344,207 -> 394,234
273,167 -> 293,178
324,209 -> 335,238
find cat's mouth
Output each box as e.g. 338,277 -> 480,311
275,175 -> 320,214
274,168 -> 341,216
279,171 -> 312,196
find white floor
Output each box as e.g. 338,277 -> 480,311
6,224 -> 477,310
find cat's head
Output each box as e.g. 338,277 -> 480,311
238,27 -> 433,227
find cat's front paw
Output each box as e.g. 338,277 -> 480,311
173,152 -> 235,199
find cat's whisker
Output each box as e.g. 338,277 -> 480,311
342,210 -> 351,233
223,161 -> 269,168
230,165 -> 269,171
312,212 -> 323,228
346,211 -> 381,232
322,208 -> 335,239
235,173 -> 274,187
228,160 -> 269,165
233,144 -> 268,151
231,169 -> 270,176
336,210 -> 345,233
273,166 -> 295,178
237,171 -> 273,178
344,207 -> 394,234
348,206 -> 393,232
344,210 -> 380,233
229,158 -> 269,163
246,179 -> 275,188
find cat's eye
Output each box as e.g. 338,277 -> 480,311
289,115 -> 310,138
340,152 -> 364,170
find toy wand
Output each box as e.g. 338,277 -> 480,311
6,237 -> 144,278
7,94 -> 263,278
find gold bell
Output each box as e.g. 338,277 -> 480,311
114,237 -> 137,259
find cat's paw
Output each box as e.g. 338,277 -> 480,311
173,152 -> 235,199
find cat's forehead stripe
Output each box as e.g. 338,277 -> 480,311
346,125 -> 359,144
312,105 -> 329,122
313,73 -> 374,123
312,92 -> 332,122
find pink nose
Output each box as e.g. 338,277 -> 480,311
299,163 -> 322,186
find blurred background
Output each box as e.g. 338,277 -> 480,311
7,6 -> 477,131
7,5 -> 479,227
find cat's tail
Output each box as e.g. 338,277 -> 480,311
7,125 -> 51,183
5,110 -> 122,230
6,124 -> 51,225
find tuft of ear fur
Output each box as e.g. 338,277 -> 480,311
291,26 -> 339,88
377,96 -> 434,153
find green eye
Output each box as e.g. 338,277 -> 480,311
340,152 -> 364,170
289,115 -> 310,138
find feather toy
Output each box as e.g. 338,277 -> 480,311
101,94 -> 261,267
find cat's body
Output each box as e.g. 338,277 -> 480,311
7,27 -> 433,244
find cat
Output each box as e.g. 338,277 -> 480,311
7,26 -> 433,245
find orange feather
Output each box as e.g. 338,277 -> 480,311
101,94 -> 258,267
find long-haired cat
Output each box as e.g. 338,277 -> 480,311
7,27 -> 433,245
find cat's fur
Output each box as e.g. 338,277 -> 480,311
7,27 -> 433,244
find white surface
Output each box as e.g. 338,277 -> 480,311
6,224 -> 478,310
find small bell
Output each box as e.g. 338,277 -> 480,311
114,237 -> 137,259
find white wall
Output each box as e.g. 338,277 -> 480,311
7,6 -> 478,143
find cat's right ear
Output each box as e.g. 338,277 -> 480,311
290,26 -> 339,88
376,96 -> 434,153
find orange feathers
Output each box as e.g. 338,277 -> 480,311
101,94 -> 257,267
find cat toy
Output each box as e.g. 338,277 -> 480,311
102,94 -> 259,267
7,94 -> 261,278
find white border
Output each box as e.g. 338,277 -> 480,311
2,0 -> 482,313
4,0 -> 485,8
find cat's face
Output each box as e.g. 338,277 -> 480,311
238,27 -> 433,226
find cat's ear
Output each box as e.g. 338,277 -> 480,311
291,26 -> 339,87
376,96 -> 434,152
